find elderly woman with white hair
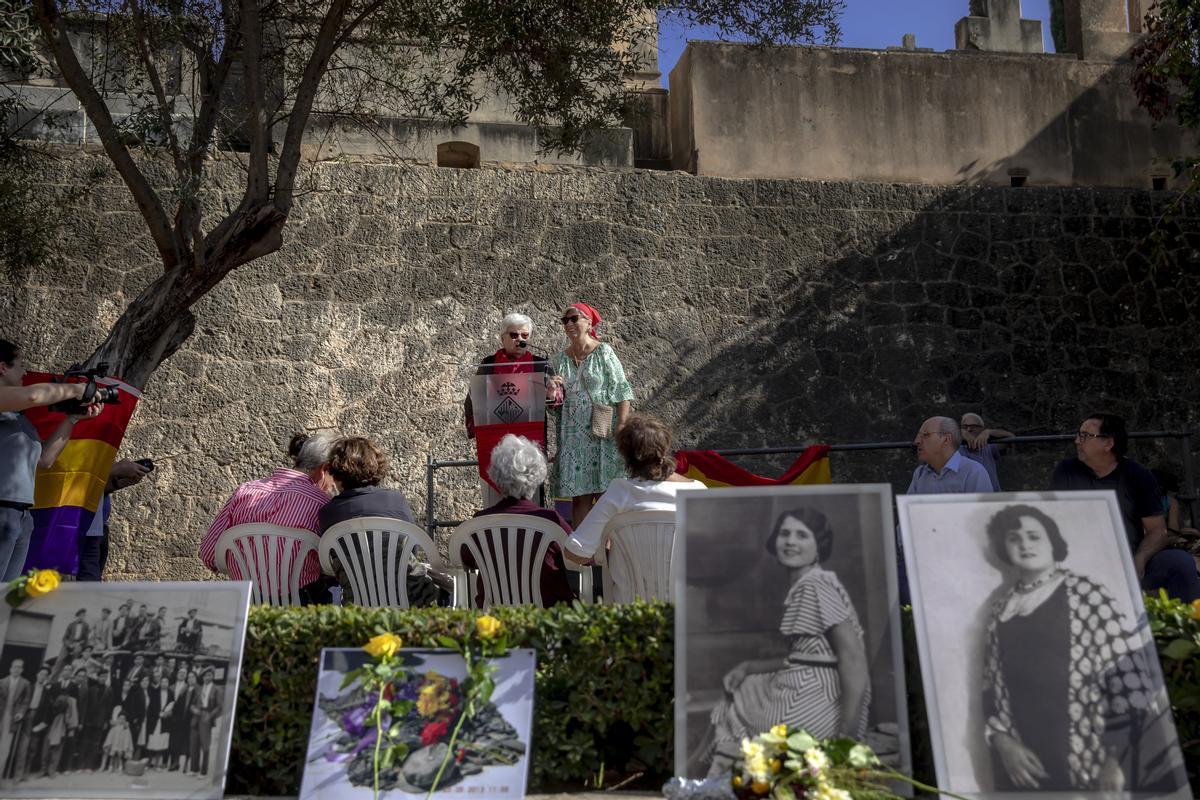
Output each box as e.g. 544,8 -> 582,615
460,434 -> 576,606
464,312 -> 560,439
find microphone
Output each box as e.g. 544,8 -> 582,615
518,340 -> 528,348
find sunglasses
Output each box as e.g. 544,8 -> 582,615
506,332 -> 530,340
561,315 -> 584,325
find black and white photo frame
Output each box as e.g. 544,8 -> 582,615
898,491 -> 1191,799
675,484 -> 910,780
0,581 -> 251,799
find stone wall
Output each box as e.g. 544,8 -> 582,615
3,154 -> 1198,580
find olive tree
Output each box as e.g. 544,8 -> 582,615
23,0 -> 843,387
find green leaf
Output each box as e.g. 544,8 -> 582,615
436,635 -> 461,650
786,732 -> 817,753
1162,638 -> 1197,660
847,743 -> 878,768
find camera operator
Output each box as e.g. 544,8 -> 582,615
0,339 -> 103,581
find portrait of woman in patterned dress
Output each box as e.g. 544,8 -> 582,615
707,507 -> 870,776
981,504 -> 1159,793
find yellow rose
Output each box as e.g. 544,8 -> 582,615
363,632 -> 403,659
770,759 -> 782,774
750,780 -> 771,795
25,569 -> 61,597
475,615 -> 503,640
769,724 -> 787,738
1191,599 -> 1200,621
417,682 -> 449,717
731,776 -> 744,788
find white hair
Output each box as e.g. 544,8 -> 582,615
933,416 -> 963,447
487,434 -> 547,499
294,429 -> 341,471
499,313 -> 533,335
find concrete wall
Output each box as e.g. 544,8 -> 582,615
4,154 -> 1199,580
669,42 -> 1195,189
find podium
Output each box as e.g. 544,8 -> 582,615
470,368 -> 550,493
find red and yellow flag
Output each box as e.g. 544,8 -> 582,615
22,371 -> 140,574
675,446 -> 832,487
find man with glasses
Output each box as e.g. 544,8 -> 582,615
959,413 -> 1014,491
1051,413 -> 1199,601
907,416 -> 994,495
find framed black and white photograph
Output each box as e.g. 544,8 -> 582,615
674,484 -> 910,779
300,648 -> 535,800
898,491 -> 1192,799
0,581 -> 252,799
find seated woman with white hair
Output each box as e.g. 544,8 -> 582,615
461,434 -> 576,606
464,313 -> 560,439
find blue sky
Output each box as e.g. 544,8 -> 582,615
656,0 -> 1055,85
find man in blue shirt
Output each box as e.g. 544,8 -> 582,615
959,413 -> 1014,491
907,416 -> 995,495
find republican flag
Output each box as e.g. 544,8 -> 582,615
674,445 -> 832,487
21,371 -> 141,574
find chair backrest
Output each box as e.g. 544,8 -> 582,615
319,516 -> 444,609
214,523 -> 322,607
597,510 -> 678,603
448,514 -> 572,608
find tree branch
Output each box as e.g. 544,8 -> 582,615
127,0 -> 187,175
272,0 -> 354,212
31,0 -> 181,270
181,9 -> 238,264
240,0 -> 271,203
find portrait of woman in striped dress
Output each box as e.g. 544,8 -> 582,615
708,507 -> 870,775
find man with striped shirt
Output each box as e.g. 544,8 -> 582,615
198,430 -> 340,598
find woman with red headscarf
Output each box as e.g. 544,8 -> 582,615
550,303 -> 634,525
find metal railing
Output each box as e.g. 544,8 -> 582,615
425,430 -> 1196,537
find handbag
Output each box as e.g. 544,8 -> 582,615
576,357 -> 614,439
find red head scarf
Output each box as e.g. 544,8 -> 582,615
569,302 -> 603,338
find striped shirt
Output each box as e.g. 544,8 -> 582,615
198,467 -> 330,586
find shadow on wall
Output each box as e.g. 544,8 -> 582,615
953,55 -> 1195,189
646,179 -> 1199,497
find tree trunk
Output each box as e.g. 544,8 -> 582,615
83,206 -> 287,388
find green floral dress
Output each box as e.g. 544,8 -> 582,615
551,343 -> 635,497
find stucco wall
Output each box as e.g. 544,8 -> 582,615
3,154 -> 1198,580
669,43 -> 1195,189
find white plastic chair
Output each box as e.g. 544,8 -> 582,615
319,516 -> 446,608
595,510 -> 678,603
214,523 -> 322,606
448,514 -> 592,608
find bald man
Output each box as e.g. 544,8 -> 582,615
959,413 -> 1014,491
907,416 -> 994,495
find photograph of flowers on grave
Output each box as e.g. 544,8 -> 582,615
300,620 -> 534,800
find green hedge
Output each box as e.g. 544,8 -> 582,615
229,598 -> 1200,796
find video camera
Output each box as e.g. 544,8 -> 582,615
48,363 -> 121,415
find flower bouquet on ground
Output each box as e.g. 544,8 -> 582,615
666,726 -> 959,800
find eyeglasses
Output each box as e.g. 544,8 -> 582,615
962,424 -> 984,431
1075,431 -> 1110,440
560,315 -> 583,325
506,332 -> 530,340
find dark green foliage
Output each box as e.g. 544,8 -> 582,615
228,601 -> 1198,795
1144,593 -> 1200,790
1048,0 -> 1066,53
